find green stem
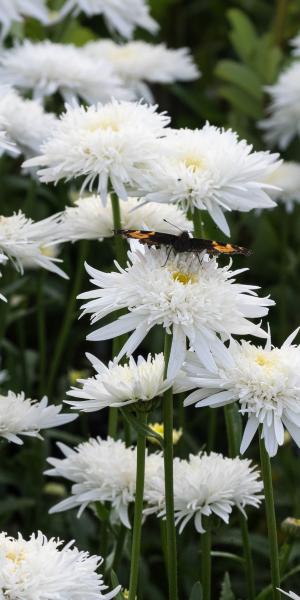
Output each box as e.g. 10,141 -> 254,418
201,518 -> 211,600
37,272 -> 46,397
273,0 -> 289,46
224,405 -> 256,599
111,192 -> 126,267
163,331 -> 178,600
259,433 -> 281,600
128,412 -> 147,600
108,193 -> 128,439
193,207 -> 205,238
46,240 -> 88,399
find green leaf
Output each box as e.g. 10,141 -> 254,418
60,22 -> 97,46
120,409 -> 164,448
110,571 -> 124,599
189,581 -> 203,600
95,502 -> 110,523
0,496 -> 35,515
227,9 -> 257,65
215,60 -> 263,100
220,572 -> 235,600
219,84 -> 263,119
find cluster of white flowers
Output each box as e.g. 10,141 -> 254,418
66,352 -> 170,412
177,328 -> 300,457
0,86 -> 57,157
84,40 -> 200,102
56,195 -> 191,243
46,437 -> 263,532
0,0 -> 49,41
260,61 -> 300,149
0,531 -> 120,599
263,161 -> 300,211
144,452 -> 263,533
58,0 -> 158,39
0,41 -> 131,106
0,211 -> 66,279
79,242 -> 274,379
0,391 -> 77,444
24,101 -> 170,202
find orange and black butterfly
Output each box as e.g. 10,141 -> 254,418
116,229 -> 251,257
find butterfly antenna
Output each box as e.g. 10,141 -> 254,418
163,218 -> 184,232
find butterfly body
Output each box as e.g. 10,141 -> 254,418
116,229 -> 251,257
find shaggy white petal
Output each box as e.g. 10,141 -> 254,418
0,0 -> 49,40
139,125 -> 279,235
0,211 -> 67,278
0,531 -> 119,599
0,87 -> 57,157
0,41 -> 130,105
263,161 -> 300,211
278,590 -> 300,600
177,328 -> 300,457
66,352 -> 171,412
84,40 -> 199,102
46,437 -> 139,527
260,62 -> 300,149
56,195 -> 192,243
0,391 -> 76,445
79,243 -> 274,377
144,452 -> 263,533
24,100 -> 170,203
59,0 -> 158,39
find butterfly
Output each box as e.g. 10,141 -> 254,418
116,229 -> 251,257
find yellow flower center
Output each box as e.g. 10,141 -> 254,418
88,118 -> 119,133
172,271 -> 197,285
6,550 -> 25,564
183,155 -> 205,172
40,245 -> 56,258
254,352 -> 275,368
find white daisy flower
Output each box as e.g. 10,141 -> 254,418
278,590 -> 299,600
0,391 -> 77,445
0,0 -> 49,41
79,243 -> 274,379
260,61 -> 300,149
0,251 -> 8,302
0,87 -> 57,157
66,352 -> 170,412
46,437 -> 138,527
0,122 -> 19,156
0,531 -> 120,599
139,125 -> 279,236
263,161 -> 300,211
0,41 -> 130,106
57,195 -> 191,243
24,100 -> 170,203
179,328 -> 300,457
84,40 -> 200,102
59,0 -> 158,39
144,452 -> 263,533
0,211 -> 67,278
291,32 -> 300,56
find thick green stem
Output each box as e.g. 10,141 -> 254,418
108,193 -> 128,439
224,405 -> 256,599
273,0 -> 289,46
201,518 -> 211,600
37,272 -> 46,397
163,331 -> 178,600
46,240 -> 88,399
128,412 -> 147,600
259,433 -> 281,600
193,207 -> 205,238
